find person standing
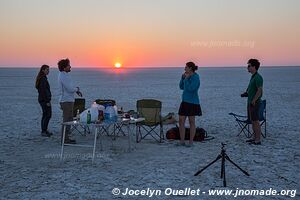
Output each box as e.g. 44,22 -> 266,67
178,62 -> 202,147
35,65 -> 52,137
241,58 -> 263,145
58,58 -> 82,144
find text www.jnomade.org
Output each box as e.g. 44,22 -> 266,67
190,40 -> 255,48
111,187 -> 297,198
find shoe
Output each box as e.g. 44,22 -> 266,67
175,142 -> 185,146
41,131 -> 51,137
246,139 -> 255,143
249,141 -> 261,145
185,143 -> 194,148
46,130 -> 53,136
64,139 -> 77,144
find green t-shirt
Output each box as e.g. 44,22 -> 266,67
247,72 -> 263,104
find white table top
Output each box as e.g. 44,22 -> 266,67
62,117 -> 145,126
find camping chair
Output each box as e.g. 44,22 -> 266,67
73,98 -> 86,117
229,99 -> 267,138
136,99 -> 164,143
71,98 -> 90,135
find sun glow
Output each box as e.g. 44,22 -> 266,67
114,62 -> 122,68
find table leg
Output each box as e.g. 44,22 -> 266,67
60,125 -> 66,161
128,124 -> 131,152
99,127 -> 103,151
92,127 -> 98,163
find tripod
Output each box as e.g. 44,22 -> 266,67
194,143 -> 250,187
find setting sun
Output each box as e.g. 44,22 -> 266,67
114,63 -> 122,68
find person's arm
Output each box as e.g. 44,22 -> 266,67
179,75 -> 185,90
251,87 -> 262,105
60,74 -> 78,93
183,75 -> 200,92
44,78 -> 51,102
39,77 -> 47,101
251,76 -> 263,105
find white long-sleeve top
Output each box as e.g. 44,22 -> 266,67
58,71 -> 78,103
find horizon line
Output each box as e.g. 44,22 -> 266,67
0,65 -> 300,69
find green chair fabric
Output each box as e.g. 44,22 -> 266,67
136,99 -> 164,143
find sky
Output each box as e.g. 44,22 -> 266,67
0,0 -> 299,68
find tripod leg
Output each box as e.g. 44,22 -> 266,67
221,154 -> 225,178
225,155 -> 250,176
220,152 -> 227,187
194,155 -> 222,176
223,161 -> 226,187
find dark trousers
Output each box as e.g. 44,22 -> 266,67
39,102 -> 52,132
60,102 -> 74,139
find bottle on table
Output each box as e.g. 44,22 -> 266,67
118,106 -> 123,114
87,110 -> 91,124
98,110 -> 104,121
76,109 -> 80,121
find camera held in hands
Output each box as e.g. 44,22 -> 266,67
241,92 -> 248,97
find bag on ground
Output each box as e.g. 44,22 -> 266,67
166,127 -> 207,141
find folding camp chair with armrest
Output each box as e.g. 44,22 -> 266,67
136,99 -> 164,143
229,99 -> 266,138
71,98 -> 90,135
73,98 -> 86,117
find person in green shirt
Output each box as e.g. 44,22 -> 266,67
241,59 -> 263,145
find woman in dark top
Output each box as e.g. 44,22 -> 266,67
35,65 -> 52,137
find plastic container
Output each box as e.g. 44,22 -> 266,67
92,101 -> 98,108
113,105 -> 118,116
104,104 -> 117,121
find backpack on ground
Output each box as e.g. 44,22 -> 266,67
166,126 -> 208,141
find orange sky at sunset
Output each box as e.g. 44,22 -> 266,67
0,0 -> 299,68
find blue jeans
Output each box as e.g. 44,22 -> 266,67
39,101 -> 52,132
